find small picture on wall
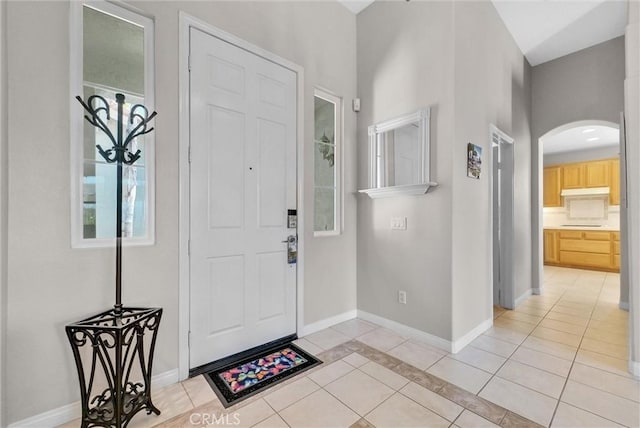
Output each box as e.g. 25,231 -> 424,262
467,143 -> 482,179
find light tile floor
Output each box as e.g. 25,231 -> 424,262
58,267 -> 639,428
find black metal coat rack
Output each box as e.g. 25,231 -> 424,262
66,94 -> 162,428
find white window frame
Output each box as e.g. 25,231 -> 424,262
313,89 -> 342,237
70,0 -> 155,248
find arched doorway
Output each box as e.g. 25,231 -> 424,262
537,120 -> 623,298
534,119 -> 635,377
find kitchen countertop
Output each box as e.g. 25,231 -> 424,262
544,225 -> 620,231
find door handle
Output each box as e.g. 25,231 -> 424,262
282,235 -> 297,264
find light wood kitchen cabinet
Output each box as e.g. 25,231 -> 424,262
561,163 -> 586,189
610,158 -> 620,205
613,231 -> 620,269
544,229 -> 619,272
544,230 -> 559,263
582,231 -> 610,241
543,167 -> 562,207
585,160 -> 610,187
543,158 -> 621,207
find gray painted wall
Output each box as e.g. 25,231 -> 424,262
5,1 -> 358,423
624,0 -> 640,375
532,37 -> 625,137
531,37 -> 625,294
356,1 -> 455,340
452,1 -> 531,335
0,0 -> 7,425
356,1 -> 531,343
544,146 -> 620,166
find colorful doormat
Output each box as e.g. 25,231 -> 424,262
204,343 -> 321,407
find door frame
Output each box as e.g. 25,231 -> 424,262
489,124 -> 515,309
178,13 -> 305,380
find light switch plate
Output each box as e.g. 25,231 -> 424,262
398,291 -> 407,304
391,217 -> 407,230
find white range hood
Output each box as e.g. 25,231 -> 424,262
561,187 -> 610,197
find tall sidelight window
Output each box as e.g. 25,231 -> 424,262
313,90 -> 342,236
70,1 -> 155,247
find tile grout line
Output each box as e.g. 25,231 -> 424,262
395,385 -> 464,425
321,363 -> 397,425
337,340 -> 515,425
258,397 -> 285,428
307,336 -> 410,425
546,271 -> 604,428
267,375 -> 324,422
179,382 -> 198,411
336,339 -> 506,421
175,279 -> 629,428
555,272 -> 638,406
474,293 -> 558,420
475,270 -> 604,425
493,349 -> 570,381
340,337 -> 470,426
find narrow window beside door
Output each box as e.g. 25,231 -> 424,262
313,90 -> 342,236
70,1 -> 155,247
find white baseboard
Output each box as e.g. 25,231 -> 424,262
630,360 -> 640,379
451,318 -> 493,353
8,401 -> 83,428
8,369 -> 179,428
531,287 -> 541,296
357,310 -> 451,353
515,289 -> 533,307
300,309 -> 357,337
152,368 -> 180,389
619,301 -> 629,311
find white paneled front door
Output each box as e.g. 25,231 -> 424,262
189,28 -> 297,368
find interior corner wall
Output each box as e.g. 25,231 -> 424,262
5,0 -> 357,423
356,1 -> 455,340
451,1 -> 531,340
356,1 -> 532,344
531,36 -> 626,300
624,0 -> 640,374
0,0 -> 7,425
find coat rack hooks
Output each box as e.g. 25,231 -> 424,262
75,93 -> 157,316
66,93 -> 163,428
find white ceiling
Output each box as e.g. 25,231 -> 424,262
338,0 -> 375,14
339,0 -> 627,67
543,125 -> 619,154
490,0 -> 627,66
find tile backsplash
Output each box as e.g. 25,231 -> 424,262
566,198 -> 607,220
544,200 -> 620,229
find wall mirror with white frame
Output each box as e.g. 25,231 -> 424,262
359,108 -> 437,198
70,1 -> 155,248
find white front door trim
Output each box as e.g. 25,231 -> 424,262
178,12 -> 305,380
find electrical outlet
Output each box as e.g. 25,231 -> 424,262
390,217 -> 407,230
398,290 -> 407,304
